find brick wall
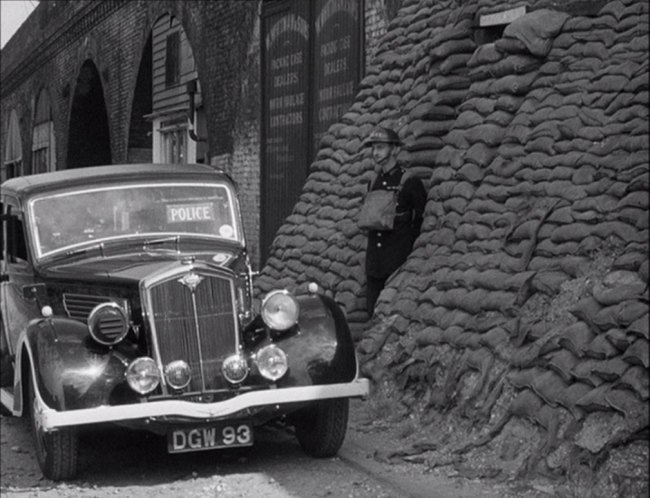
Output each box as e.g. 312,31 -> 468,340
1,0 -> 399,265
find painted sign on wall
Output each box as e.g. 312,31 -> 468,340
261,0 -> 363,261
312,0 -> 362,150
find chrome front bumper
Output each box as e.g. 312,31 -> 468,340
37,379 -> 370,431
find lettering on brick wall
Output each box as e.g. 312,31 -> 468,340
266,13 -> 308,47
312,0 -> 361,148
315,0 -> 359,35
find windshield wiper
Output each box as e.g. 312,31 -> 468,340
143,236 -> 181,252
64,242 -> 105,258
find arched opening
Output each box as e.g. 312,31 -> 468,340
66,60 -> 111,168
128,34 -> 153,163
3,110 -> 23,181
32,89 -> 56,174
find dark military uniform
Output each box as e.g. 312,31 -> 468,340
365,165 -> 426,313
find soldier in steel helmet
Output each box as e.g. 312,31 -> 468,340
363,126 -> 426,315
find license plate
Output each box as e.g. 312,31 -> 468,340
167,421 -> 253,453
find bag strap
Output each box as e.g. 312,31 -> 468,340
398,168 -> 411,188
367,167 -> 411,193
395,169 -> 415,218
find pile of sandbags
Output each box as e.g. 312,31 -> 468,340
361,0 -> 648,477
258,0 -> 473,322
258,0 -> 648,477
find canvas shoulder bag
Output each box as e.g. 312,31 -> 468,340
358,170 -> 409,231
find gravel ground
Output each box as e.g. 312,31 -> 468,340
0,398 -> 587,498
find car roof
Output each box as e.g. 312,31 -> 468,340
1,164 -> 233,200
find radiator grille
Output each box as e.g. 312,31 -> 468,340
148,272 -> 238,393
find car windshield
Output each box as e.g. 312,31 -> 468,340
28,182 -> 242,259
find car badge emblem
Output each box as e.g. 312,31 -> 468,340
178,272 -> 203,292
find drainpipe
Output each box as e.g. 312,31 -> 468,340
186,79 -> 206,142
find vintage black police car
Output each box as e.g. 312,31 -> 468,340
0,164 -> 369,480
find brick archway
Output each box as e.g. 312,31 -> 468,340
66,60 -> 112,168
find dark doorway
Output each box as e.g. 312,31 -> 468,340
66,60 -> 112,168
128,34 -> 153,163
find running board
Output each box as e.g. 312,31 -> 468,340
0,387 -> 15,415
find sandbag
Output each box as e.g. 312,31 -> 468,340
490,54 -> 541,77
569,299 -> 602,331
547,349 -> 580,382
559,321 -> 597,357
508,389 -> 545,421
604,328 -> 630,351
592,270 -> 647,306
415,326 -> 444,347
509,367 -> 546,390
591,357 -> 630,382
614,366 -> 649,401
575,385 -> 612,412
555,382 -> 591,418
490,72 -> 538,95
605,388 -> 647,419
494,37 -> 530,55
585,334 -> 620,360
503,9 -> 570,57
593,300 -> 648,331
531,271 -> 570,295
623,339 -> 650,368
628,314 -> 649,340
572,360 -> 605,387
531,370 -> 569,407
467,43 -> 502,67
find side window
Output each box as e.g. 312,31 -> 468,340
5,208 -> 28,263
0,201 -> 4,262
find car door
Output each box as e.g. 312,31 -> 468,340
0,199 -> 39,356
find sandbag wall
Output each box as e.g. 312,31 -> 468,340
358,0 -> 649,477
257,0 -> 648,476
256,0 -> 478,322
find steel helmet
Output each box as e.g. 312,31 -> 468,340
366,126 -> 401,145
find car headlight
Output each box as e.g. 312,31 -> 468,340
254,345 -> 288,381
126,357 -> 161,394
164,360 -> 192,390
261,290 -> 299,330
88,302 -> 129,346
222,354 -> 249,384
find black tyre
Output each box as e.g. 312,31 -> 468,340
27,370 -> 79,481
0,320 -> 12,389
294,398 -> 349,458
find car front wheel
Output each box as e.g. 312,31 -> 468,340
0,321 -> 12,389
294,398 -> 349,458
27,369 -> 79,481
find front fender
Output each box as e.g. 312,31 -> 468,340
19,317 -> 127,413
274,294 -> 357,387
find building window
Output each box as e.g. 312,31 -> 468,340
31,143 -> 49,173
159,119 -> 187,163
32,89 -> 56,174
150,14 -> 199,164
475,6 -> 526,45
3,110 -> 22,182
165,31 -> 180,87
